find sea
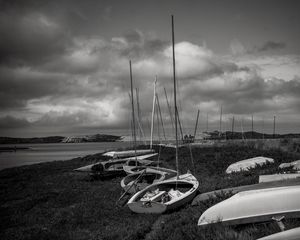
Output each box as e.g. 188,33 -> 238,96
0,142 -> 133,171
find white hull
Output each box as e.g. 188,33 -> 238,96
226,156 -> 274,174
279,160 -> 300,171
127,173 -> 199,214
198,186 -> 300,226
259,173 -> 300,183
256,227 -> 300,240
192,177 -> 300,205
103,149 -> 154,158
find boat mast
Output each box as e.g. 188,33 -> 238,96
150,77 -> 157,149
172,15 -> 179,179
129,60 -> 137,165
193,109 -> 200,141
164,87 -> 175,131
156,93 -> 167,141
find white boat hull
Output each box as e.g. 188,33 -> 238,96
259,173 -> 300,183
198,186 -> 300,226
256,227 -> 300,240
127,173 -> 199,214
226,156 -> 274,174
103,149 -> 154,158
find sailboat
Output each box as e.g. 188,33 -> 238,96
126,15 -> 199,213
120,78 -> 178,194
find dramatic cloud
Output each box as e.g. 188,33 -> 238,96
0,1 -> 299,136
255,41 -> 286,52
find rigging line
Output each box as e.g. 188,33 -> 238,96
156,93 -> 167,141
188,143 -> 195,175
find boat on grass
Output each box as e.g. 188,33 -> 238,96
127,172 -> 199,213
226,156 -> 274,174
198,186 -> 300,226
259,173 -> 300,183
192,177 -> 300,205
126,15 -> 199,214
74,153 -> 157,178
103,149 -> 155,158
256,227 -> 300,240
279,160 -> 300,171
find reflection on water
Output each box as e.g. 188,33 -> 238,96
0,142 -> 132,170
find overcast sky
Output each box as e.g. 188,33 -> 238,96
0,0 -> 300,137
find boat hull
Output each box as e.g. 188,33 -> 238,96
127,173 -> 199,214
198,186 -> 300,226
226,156 -> 274,174
256,227 -> 300,240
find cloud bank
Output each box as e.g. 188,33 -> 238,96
0,2 -> 299,136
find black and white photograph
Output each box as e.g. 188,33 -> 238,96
1,0 -> 300,239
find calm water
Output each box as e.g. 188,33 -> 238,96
0,142 -> 132,170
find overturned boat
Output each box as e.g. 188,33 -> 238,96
259,173 -> 300,183
103,149 -> 155,158
226,156 -> 274,174
279,160 -> 300,171
127,172 -> 199,213
256,226 -> 300,240
121,166 -> 177,194
198,186 -> 300,226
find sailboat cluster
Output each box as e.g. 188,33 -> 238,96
74,16 -> 300,238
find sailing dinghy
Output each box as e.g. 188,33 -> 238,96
127,173 -> 198,213
126,15 -> 199,214
74,153 -> 157,177
198,186 -> 300,226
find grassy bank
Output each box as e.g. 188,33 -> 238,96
1,144 -> 300,240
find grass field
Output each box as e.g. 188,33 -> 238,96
1,143 -> 300,240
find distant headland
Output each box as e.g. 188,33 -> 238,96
0,134 -> 123,145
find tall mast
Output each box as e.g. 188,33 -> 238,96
129,60 -> 137,165
219,105 -> 223,138
273,116 -> 276,138
172,15 -> 179,178
251,115 -> 254,139
164,87 -> 175,131
156,93 -> 167,141
150,77 -> 157,149
193,109 -> 200,141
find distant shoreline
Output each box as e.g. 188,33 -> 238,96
0,134 -> 123,145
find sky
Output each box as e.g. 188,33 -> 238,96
0,0 -> 300,137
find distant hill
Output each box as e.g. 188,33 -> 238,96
0,134 -> 122,144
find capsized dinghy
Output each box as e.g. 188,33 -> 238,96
103,149 -> 155,158
121,167 -> 177,194
256,227 -> 300,240
198,186 -> 300,226
279,160 -> 300,171
127,173 -> 199,214
226,156 -> 274,174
